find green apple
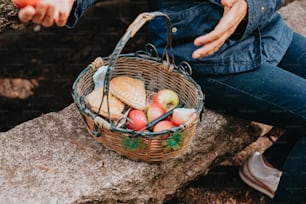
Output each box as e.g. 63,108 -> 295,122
153,89 -> 179,112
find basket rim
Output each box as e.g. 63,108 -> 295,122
72,54 -> 204,138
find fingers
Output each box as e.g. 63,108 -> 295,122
31,0 -> 57,27
194,1 -> 245,45
18,6 -> 36,23
222,0 -> 237,15
55,11 -> 68,27
192,26 -> 236,58
221,0 -> 237,8
32,1 -> 47,24
55,0 -> 75,27
17,0 -> 75,27
42,5 -> 57,27
192,0 -> 247,59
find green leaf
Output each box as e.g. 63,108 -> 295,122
168,138 -> 180,150
162,131 -> 185,152
122,137 -> 145,151
172,132 -> 181,142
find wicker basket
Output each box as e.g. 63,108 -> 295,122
72,12 -> 204,163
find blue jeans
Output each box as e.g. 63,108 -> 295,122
192,32 -> 306,202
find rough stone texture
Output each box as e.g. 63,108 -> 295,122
279,0 -> 306,36
0,0 -> 25,33
0,104 -> 264,204
0,1 -> 305,203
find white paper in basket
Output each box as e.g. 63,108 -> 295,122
93,65 -> 107,89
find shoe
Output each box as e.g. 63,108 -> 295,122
239,152 -> 282,198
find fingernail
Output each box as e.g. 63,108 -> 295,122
193,53 -> 200,59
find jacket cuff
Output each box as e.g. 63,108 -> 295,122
66,0 -> 97,28
240,0 -> 284,38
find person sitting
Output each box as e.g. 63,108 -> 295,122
18,0 -> 306,202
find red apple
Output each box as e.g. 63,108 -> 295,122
172,108 -> 196,126
12,0 -> 38,8
126,109 -> 147,131
146,103 -> 165,122
153,89 -> 179,112
153,120 -> 175,132
166,115 -> 172,121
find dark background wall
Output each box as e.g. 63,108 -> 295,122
0,0 -> 148,131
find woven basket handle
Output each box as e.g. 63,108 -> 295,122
107,11 -> 172,73
100,12 -> 173,125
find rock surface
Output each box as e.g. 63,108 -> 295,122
279,0 -> 306,36
0,1 -> 305,203
0,104 -> 265,204
0,0 -> 25,33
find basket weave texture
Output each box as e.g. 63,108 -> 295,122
72,12 -> 204,163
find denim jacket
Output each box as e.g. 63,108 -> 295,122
67,0 -> 293,75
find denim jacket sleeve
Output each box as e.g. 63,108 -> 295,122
243,0 -> 285,37
66,0 -> 98,28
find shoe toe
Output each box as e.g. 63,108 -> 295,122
239,152 -> 282,198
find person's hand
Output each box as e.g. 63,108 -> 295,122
192,0 -> 248,59
18,0 -> 75,27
